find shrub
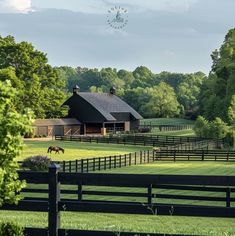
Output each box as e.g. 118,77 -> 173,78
193,116 -> 209,137
22,155 -> 51,171
138,127 -> 151,133
224,130 -> 235,148
0,222 -> 24,236
24,132 -> 33,138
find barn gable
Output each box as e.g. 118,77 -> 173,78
62,88 -> 142,134
63,92 -> 142,122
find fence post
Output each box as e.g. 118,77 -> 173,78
69,161 -> 72,173
75,160 -> 78,173
147,184 -> 152,204
78,183 -> 82,201
48,163 -> 60,236
87,159 -> 89,172
202,150 -> 204,161
99,157 -> 100,170
63,161 -> 66,172
114,155 -> 116,168
104,157 -> 107,170
129,153 -> 131,166
81,159 -> 84,173
124,154 -> 127,166
140,151 -> 142,164
120,155 -> 122,168
135,152 -> 137,165
93,158 -> 96,171
109,156 -> 112,169
147,150 -> 150,163
226,188 -> 231,207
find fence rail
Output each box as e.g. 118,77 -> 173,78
55,134 -> 225,150
55,149 -> 235,173
55,151 -> 154,173
139,123 -> 194,132
18,149 -> 235,174
1,166 -> 235,236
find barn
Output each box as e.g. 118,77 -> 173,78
62,87 -> 142,135
33,118 -> 81,137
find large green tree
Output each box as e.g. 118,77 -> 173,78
200,28 -> 235,121
0,35 -> 67,118
141,82 -> 181,118
0,80 -> 32,206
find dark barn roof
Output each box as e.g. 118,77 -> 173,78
63,92 -> 142,123
33,118 -> 81,126
79,93 -> 142,121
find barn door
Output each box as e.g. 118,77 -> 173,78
54,126 -> 64,136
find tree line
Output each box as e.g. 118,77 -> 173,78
0,28 -> 235,124
56,66 -> 206,119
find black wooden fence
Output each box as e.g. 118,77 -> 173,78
55,151 -> 153,173
54,149 -> 235,173
18,149 -> 235,175
139,123 -> 194,132
55,134 -> 224,150
1,165 -> 235,236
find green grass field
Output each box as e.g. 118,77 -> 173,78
0,211 -> 234,236
140,118 -> 195,126
148,128 -> 196,136
140,118 -> 196,136
1,161 -> 234,235
103,161 -> 235,175
18,140 -> 151,161
3,141 -> 235,235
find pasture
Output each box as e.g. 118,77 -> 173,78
6,139 -> 235,235
0,211 -> 234,235
140,118 -> 196,136
18,140 -> 151,161
103,161 -> 235,176
1,161 -> 235,235
140,118 -> 195,125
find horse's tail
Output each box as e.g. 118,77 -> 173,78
61,148 -> 64,154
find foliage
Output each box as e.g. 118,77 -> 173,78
0,35 -> 67,118
228,95 -> 235,126
141,83 -> 181,118
22,155 -> 51,171
209,117 -> 229,139
138,127 -> 151,133
57,65 -> 206,119
224,130 -> 235,148
0,222 -> 24,236
0,80 -> 32,207
200,28 -> 235,121
194,116 -> 229,139
193,116 -> 209,137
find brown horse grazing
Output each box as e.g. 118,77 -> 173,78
47,146 -> 64,154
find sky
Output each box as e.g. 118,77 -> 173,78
0,0 -> 234,74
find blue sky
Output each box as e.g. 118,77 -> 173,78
0,0 -> 235,74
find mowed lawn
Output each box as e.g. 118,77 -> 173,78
140,118 -> 195,125
140,118 -> 196,136
0,211 -> 234,236
18,140 -> 151,161
1,161 -> 235,235
102,161 -> 235,175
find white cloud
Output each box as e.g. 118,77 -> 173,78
0,0 -> 32,13
32,0 -> 198,14
106,0 -> 198,13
